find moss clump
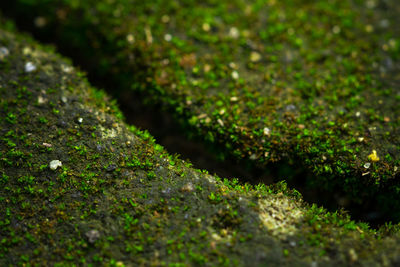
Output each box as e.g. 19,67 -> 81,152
3,20 -> 400,266
1,0 -> 399,218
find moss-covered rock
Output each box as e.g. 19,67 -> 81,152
1,0 -> 399,218
3,20 -> 400,266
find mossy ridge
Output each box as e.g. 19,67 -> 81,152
2,0 -> 399,215
2,23 -> 400,266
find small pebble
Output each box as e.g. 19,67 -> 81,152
25,62 -> 37,73
231,71 -> 239,80
285,104 -> 296,112
126,33 -> 135,44
49,160 -> 62,170
203,64 -> 211,73
332,25 -> 341,34
250,51 -> 261,62
42,143 -> 52,148
202,23 -> 210,32
0,47 -> 9,60
164,34 -> 172,42
85,229 -> 100,243
38,95 -> 46,104
229,27 -> 240,39
61,65 -> 72,73
229,62 -> 237,69
249,154 -> 257,160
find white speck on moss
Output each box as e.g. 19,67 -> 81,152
25,62 -> 37,72
42,143 -> 52,148
164,34 -> 172,42
38,95 -> 46,104
49,160 -> 62,170
332,25 -> 341,34
250,51 -> 261,62
229,27 -> 240,39
263,127 -> 271,136
85,229 -> 100,243
231,71 -> 239,80
126,34 -> 135,44
0,47 -> 9,60
61,64 -> 73,73
78,117 -> 83,123
202,23 -> 210,32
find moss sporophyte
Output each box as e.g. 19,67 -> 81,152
2,18 -> 400,265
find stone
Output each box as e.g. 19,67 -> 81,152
24,61 -> 36,72
85,229 -> 100,243
2,6 -> 400,267
49,160 -> 62,170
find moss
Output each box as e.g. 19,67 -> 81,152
1,0 -> 399,219
3,20 -> 400,266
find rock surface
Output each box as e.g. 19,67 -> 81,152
1,0 -> 399,219
2,21 -> 400,266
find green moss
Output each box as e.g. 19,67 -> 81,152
1,0 -> 399,218
3,19 -> 400,265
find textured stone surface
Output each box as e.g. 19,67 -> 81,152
1,1 -> 399,219
2,22 -> 400,266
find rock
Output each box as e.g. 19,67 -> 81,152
2,0 -> 399,215
85,229 -> 100,244
0,46 -> 9,60
2,8 -> 400,267
24,61 -> 36,72
49,160 -> 62,170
